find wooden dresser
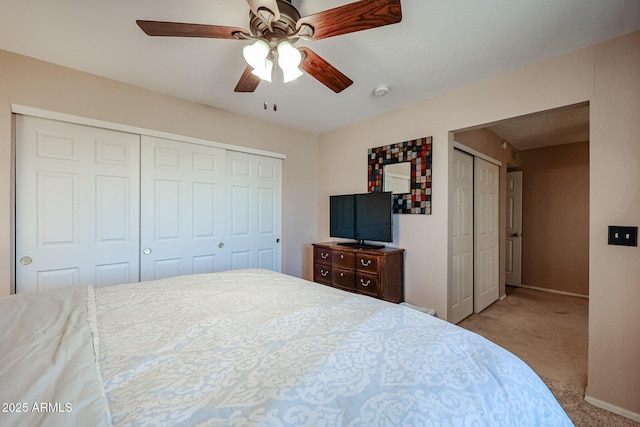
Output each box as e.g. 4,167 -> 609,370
312,242 -> 405,303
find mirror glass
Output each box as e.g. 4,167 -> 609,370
383,162 -> 411,194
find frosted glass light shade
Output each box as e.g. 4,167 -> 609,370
277,41 -> 303,83
281,65 -> 303,83
251,58 -> 273,82
243,40 -> 270,69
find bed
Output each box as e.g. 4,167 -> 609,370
0,269 -> 572,426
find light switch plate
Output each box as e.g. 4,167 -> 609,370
608,226 -> 638,247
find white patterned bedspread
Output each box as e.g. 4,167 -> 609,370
94,269 -> 572,427
0,285 -> 111,427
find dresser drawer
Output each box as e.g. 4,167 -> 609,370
314,247 -> 332,266
356,273 -> 379,297
312,243 -> 404,303
332,268 -> 355,291
332,250 -> 355,269
356,253 -> 379,274
314,264 -> 332,285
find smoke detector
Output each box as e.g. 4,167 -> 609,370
373,84 -> 390,97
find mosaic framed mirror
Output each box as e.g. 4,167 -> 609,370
367,137 -> 432,214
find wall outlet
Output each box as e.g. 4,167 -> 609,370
608,226 -> 638,247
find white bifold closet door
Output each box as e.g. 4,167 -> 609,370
139,137 -> 282,280
16,116 -> 282,293
474,157 -> 500,313
16,115 -> 141,292
225,150 -> 282,272
140,136 -> 227,280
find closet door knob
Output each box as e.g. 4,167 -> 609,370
143,248 -> 152,255
218,242 -> 225,249
20,256 -> 32,265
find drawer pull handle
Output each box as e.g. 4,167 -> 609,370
340,272 -> 344,277
321,270 -> 329,277
321,253 -> 329,259
340,254 -> 344,259
360,259 -> 372,267
361,279 -> 371,287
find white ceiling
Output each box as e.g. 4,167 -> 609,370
1,0 -> 639,136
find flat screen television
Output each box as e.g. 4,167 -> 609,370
329,191 -> 393,249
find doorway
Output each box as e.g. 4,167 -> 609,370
449,102 -> 590,323
505,171 -> 523,286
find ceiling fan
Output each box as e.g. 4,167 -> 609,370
137,0 -> 402,94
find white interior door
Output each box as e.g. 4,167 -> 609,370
16,115 -> 140,292
506,171 -> 523,286
449,149 -> 474,324
474,157 -> 500,312
140,136 -> 227,280
226,151 -> 282,271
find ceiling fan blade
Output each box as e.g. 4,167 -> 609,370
299,47 -> 353,93
246,0 -> 280,23
296,0 -> 402,40
234,66 -> 262,93
137,20 -> 249,39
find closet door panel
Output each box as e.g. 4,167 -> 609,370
140,136 -> 227,280
154,179 -> 181,239
16,116 -> 140,292
96,176 -> 132,243
226,151 -> 282,272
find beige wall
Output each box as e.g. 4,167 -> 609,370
318,31 -> 640,418
0,49 -> 319,296
587,32 -> 640,417
519,142 -> 589,296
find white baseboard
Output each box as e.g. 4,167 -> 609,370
585,394 -> 640,422
510,283 -> 588,299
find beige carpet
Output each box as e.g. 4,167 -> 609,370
457,286 -> 639,426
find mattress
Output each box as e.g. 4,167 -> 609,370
0,269 -> 573,426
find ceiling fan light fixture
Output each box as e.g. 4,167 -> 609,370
250,57 -> 274,82
277,41 -> 303,83
243,39 -> 270,70
281,66 -> 303,83
138,0 -> 404,93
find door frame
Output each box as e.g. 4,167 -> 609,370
12,104 -> 285,161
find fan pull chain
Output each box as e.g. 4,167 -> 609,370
260,68 -> 279,112
272,65 -> 278,112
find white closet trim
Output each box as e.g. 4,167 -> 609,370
11,104 -> 286,160
453,141 -> 501,167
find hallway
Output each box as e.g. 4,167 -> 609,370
458,286 -> 588,386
